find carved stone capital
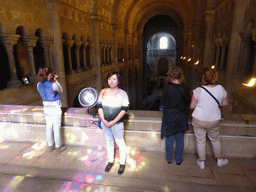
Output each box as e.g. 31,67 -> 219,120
204,10 -> 215,23
82,42 -> 89,47
23,37 -> 39,48
239,32 -> 251,43
63,39 -> 74,47
0,34 -> 20,49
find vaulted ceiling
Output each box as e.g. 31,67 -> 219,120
108,0 -> 207,35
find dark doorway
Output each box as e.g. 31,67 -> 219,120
0,44 -> 11,90
138,14 -> 183,110
34,42 -> 46,73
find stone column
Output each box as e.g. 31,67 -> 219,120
46,0 -> 68,107
226,0 -> 249,81
251,29 -> 256,76
75,42 -> 82,72
100,44 -> 104,66
224,0 -> 249,113
131,33 -> 136,109
214,43 -> 221,67
112,24 -> 118,70
103,45 -> 107,65
124,30 -> 129,91
91,14 -> 102,92
64,40 -> 75,74
23,37 -> 38,83
41,40 -> 50,67
102,45 -> 106,66
88,42 -> 94,70
203,10 -> 215,68
82,42 -> 88,70
219,42 -> 227,70
106,45 -> 110,64
1,34 -> 21,88
238,33 -> 250,75
108,45 -> 112,64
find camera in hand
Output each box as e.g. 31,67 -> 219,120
51,75 -> 56,80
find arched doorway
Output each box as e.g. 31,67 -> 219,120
0,44 -> 10,90
139,14 -> 182,110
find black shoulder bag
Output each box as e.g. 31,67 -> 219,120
201,86 -> 224,120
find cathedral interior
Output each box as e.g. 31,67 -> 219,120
0,0 -> 255,114
0,0 -> 256,190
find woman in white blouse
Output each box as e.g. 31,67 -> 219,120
98,71 -> 129,175
190,68 -> 228,169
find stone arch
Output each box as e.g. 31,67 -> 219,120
34,28 -> 46,73
62,32 -> 70,40
86,43 -> 91,69
62,33 -> 70,74
81,36 -> 86,42
16,26 -> 29,37
72,34 -> 79,41
80,36 -> 87,70
0,23 -> 10,89
71,34 -> 79,71
14,26 -> 29,82
35,28 -> 46,39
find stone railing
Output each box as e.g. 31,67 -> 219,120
0,105 -> 255,158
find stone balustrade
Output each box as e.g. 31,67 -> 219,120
0,104 -> 255,158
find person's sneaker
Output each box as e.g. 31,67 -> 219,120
105,162 -> 114,172
197,159 -> 205,169
55,146 -> 66,154
118,164 -> 125,175
217,158 -> 229,167
48,145 -> 55,152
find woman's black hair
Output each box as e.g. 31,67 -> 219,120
107,71 -> 122,88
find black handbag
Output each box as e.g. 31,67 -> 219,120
201,86 -> 225,120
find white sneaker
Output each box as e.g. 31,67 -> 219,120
217,158 -> 228,167
197,160 -> 205,169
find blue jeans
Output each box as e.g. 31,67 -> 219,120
43,101 -> 62,148
166,132 -> 184,163
101,122 -> 127,164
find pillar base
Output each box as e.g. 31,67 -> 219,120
7,80 -> 22,88
75,68 -> 83,73
29,76 -> 37,84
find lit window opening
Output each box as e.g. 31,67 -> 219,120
160,37 -> 168,49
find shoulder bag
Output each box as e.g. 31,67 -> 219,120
201,86 -> 224,120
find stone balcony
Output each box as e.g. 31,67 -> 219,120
0,104 -> 255,158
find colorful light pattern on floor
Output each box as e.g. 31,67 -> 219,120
2,176 -> 25,192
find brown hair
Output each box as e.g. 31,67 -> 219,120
37,67 -> 52,82
167,67 -> 185,84
202,67 -> 218,84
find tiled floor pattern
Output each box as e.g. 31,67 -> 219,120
0,141 -> 255,191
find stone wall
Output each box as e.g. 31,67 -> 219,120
0,104 -> 255,158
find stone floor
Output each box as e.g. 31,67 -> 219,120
0,141 -> 255,192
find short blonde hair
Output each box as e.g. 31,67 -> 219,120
167,67 -> 186,84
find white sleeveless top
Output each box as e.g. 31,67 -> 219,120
192,85 -> 227,121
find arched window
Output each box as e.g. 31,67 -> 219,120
160,37 -> 167,49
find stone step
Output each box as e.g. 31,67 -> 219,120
0,105 -> 256,158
